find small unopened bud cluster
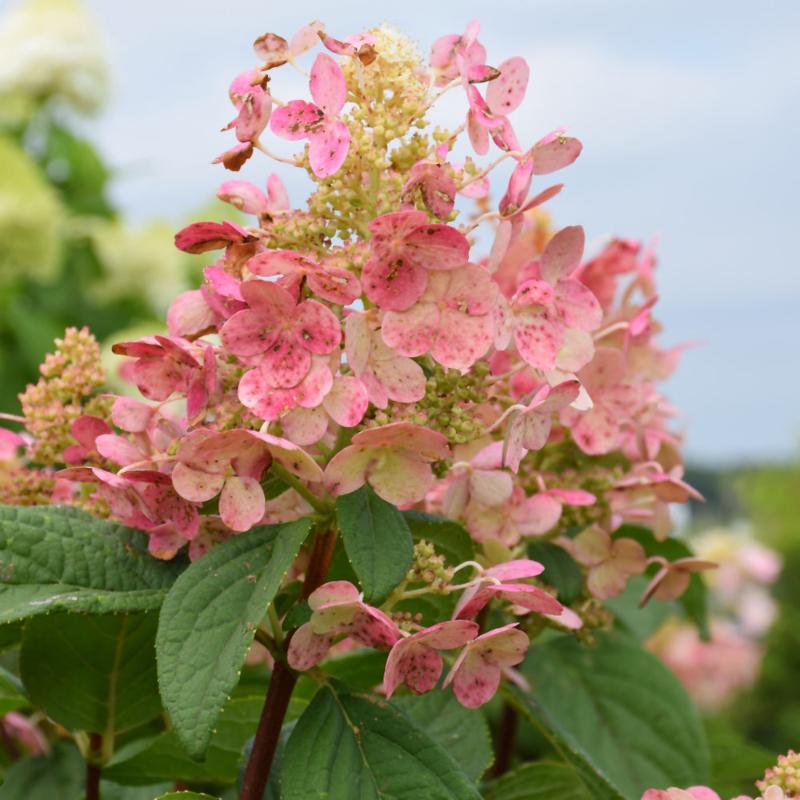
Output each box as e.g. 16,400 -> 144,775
758,751 -> 800,797
18,327 -> 107,465
406,540 -> 453,591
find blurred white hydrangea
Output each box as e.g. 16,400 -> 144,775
88,220 -> 189,315
0,136 -> 63,286
0,0 -> 109,117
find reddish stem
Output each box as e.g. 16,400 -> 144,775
492,703 -> 518,777
86,732 -> 102,800
239,527 -> 338,800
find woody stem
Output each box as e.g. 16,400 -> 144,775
239,526 -> 338,800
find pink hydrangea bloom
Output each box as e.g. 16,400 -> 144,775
362,210 -> 470,311
217,173 -> 289,217
443,623 -> 529,708
381,264 -> 497,371
270,53 -> 350,178
509,225 -> 602,371
324,422 -> 450,505
224,70 -> 272,144
383,620 -> 478,698
642,789 -> 721,800
288,581 -> 400,671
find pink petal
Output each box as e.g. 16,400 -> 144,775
323,375 -> 368,427
306,264 -> 361,304
432,308 -> 494,371
253,32 -> 289,68
95,434 -> 144,467
71,415 -> 111,450
241,278 -> 297,316
174,220 -> 251,254
366,450 -> 436,506
309,53 -> 347,115
323,445 -> 374,496
555,329 -> 595,372
167,290 -> 215,337
467,110 -> 490,154
500,156 -> 534,216
219,475 -> 265,531
532,132 -> 583,175
469,469 -> 513,507
287,622 -> 334,671
522,493 -> 563,535
266,173 -> 290,211
217,180 -> 268,215
416,619 -> 479,650
487,559 -> 545,582
404,224 -> 470,271
131,358 -> 184,402
293,299 -> 342,354
384,642 -> 444,697
270,100 -> 325,140
309,580 -> 361,610
547,488 -> 596,506
250,430 -> 324,483
288,20 -> 325,58
494,583 -> 563,615
349,607 -> 401,649
171,462 -> 225,503
351,422 -> 451,461
362,256 -> 427,311
541,226 -> 585,284
514,308 -> 563,371
381,302 -> 439,358
280,406 -> 329,445
219,308 -> 277,357
308,119 -> 350,178
555,279 -> 603,330
487,56 -> 529,115
260,336 -> 312,388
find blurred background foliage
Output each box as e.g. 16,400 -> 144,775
0,0 -> 797,795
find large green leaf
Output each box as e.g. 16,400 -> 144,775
705,721 -> 774,799
151,794 -> 219,800
104,696 -> 262,787
156,519 -> 311,759
403,511 -> 475,565
0,743 -> 83,800
483,761 -> 593,800
281,684 -> 482,799
393,692 -> 493,782
336,486 -> 413,603
0,505 -> 181,623
20,612 -> 161,734
509,633 -> 709,800
0,665 -> 27,715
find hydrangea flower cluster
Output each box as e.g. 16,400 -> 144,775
1,19 -> 714,711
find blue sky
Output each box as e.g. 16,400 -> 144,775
74,0 -> 800,464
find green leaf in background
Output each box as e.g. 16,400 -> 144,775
281,684 -> 482,799
705,720 -> 774,799
0,743 -> 83,800
403,511 -> 475,565
483,761 -> 593,800
614,525 -> 710,639
393,691 -> 494,782
156,519 -> 311,759
0,505 -> 182,623
0,664 -> 27,715
605,575 -> 674,641
103,696 -> 262,787
527,541 -> 583,605
336,486 -> 413,604
20,612 -> 161,734
510,633 -> 710,800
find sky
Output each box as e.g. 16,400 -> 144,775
30,0 -> 800,463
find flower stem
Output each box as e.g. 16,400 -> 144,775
491,703 -> 518,777
86,732 -> 102,800
239,526 -> 338,800
269,462 -> 331,514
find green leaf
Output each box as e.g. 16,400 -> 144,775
705,720 -> 774,799
336,486 -> 413,603
156,519 -> 311,759
508,633 -> 709,799
527,542 -> 583,605
614,525 -> 710,639
150,793 -> 219,800
0,743 -> 83,799
101,783 -> 173,800
0,505 -> 182,623
20,612 -> 161,734
403,511 -> 475,565
282,684 -> 482,799
393,692 -> 494,781
104,696 -> 262,786
0,664 -> 27,715
483,761 -> 593,800
604,575 -> 674,640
